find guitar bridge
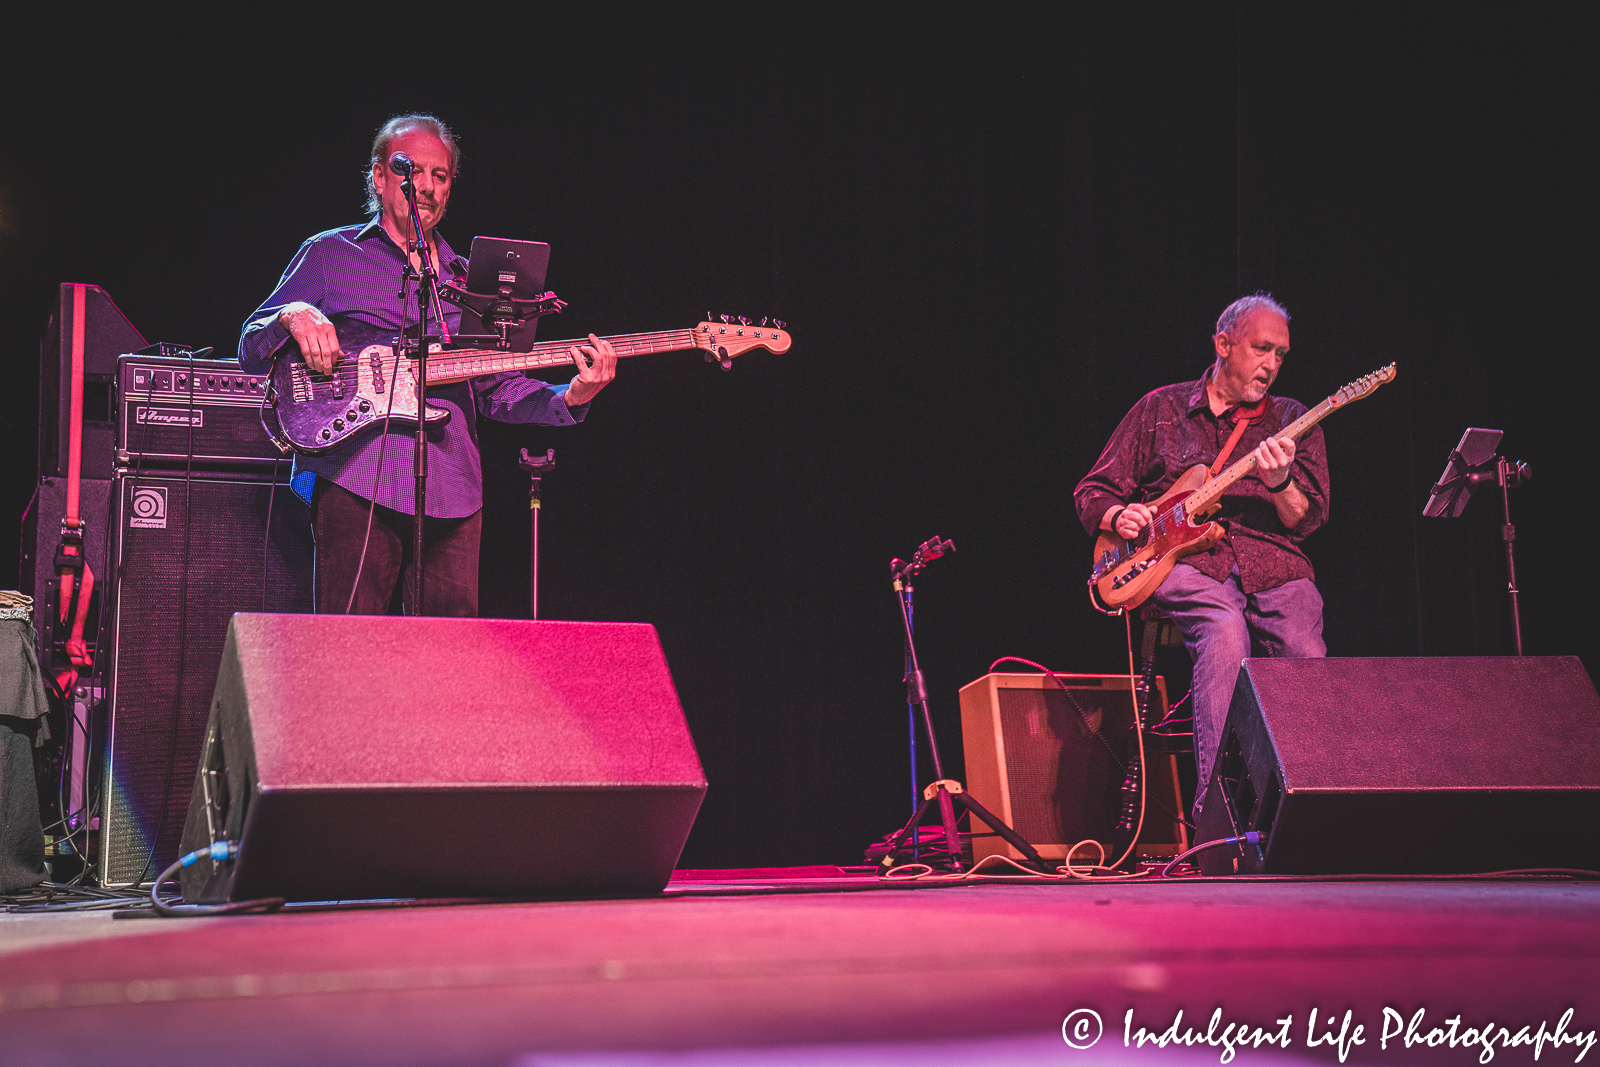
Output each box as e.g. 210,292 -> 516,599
289,363 -> 313,402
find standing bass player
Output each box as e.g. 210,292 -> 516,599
1073,293 -> 1329,819
238,113 -> 617,617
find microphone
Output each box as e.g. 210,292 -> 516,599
388,152 -> 415,177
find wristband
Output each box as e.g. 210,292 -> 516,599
1268,475 -> 1294,493
1107,505 -> 1128,532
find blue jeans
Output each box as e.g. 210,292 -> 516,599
1152,563 -> 1325,819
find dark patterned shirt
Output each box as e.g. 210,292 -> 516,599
238,221 -> 586,517
1074,370 -> 1329,594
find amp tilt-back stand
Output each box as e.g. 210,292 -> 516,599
874,537 -> 1047,875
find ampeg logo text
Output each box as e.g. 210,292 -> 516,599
129,487 -> 168,529
134,406 -> 203,427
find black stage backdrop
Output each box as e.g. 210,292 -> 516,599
2,9 -> 1591,868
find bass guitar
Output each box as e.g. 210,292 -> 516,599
263,320 -> 791,455
1088,363 -> 1396,613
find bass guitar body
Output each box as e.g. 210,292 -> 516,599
1088,464 -> 1223,612
269,344 -> 450,454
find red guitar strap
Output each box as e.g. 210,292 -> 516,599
1209,395 -> 1271,477
55,284 -> 95,694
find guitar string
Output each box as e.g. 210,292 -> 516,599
304,330 -> 706,391
1119,372 -> 1388,554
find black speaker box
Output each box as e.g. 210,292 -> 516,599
100,471 -> 312,886
39,284 -> 146,481
1196,657 -> 1600,874
179,614 -> 708,903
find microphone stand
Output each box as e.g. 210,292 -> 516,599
518,448 -> 556,619
395,163 -> 451,616
871,537 -> 1048,875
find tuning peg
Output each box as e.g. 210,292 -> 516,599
738,316 -> 750,326
760,317 -> 769,327
704,352 -> 714,362
720,314 -> 731,324
720,356 -> 733,370
707,312 -> 713,322
772,319 -> 786,329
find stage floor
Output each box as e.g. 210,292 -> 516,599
2,870 -> 1598,1066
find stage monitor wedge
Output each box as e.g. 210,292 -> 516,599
180,615 -> 708,903
1197,656 -> 1600,875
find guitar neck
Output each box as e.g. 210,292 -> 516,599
1187,395 -> 1337,512
422,329 -> 701,385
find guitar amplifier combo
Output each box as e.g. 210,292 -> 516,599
98,469 -> 313,887
959,672 -> 1189,864
118,354 -> 285,468
180,615 -> 708,903
1197,656 -> 1600,874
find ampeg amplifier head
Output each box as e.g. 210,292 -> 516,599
118,354 -> 286,469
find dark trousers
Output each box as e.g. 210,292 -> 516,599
311,479 -> 482,617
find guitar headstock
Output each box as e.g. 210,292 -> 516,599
694,317 -> 791,369
1331,362 -> 1397,406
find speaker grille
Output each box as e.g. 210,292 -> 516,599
101,472 -> 312,886
994,686 -> 1127,845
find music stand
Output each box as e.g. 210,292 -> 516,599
1422,428 -> 1503,519
1423,427 -> 1533,653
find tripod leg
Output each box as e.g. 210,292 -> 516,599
881,792 -> 941,864
934,786 -> 965,873
954,790 -> 1048,870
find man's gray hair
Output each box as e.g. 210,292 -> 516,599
1215,292 -> 1290,338
363,113 -> 461,216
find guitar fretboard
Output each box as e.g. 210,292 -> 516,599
1187,363 -> 1394,511
423,330 -> 703,385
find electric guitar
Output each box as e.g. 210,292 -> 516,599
264,320 -> 791,455
1088,363 -> 1397,612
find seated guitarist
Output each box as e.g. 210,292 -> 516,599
237,113 -> 617,617
1073,293 -> 1329,819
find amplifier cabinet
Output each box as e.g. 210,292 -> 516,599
99,469 -> 313,886
118,355 -> 283,468
958,672 -> 1188,864
40,284 -> 146,481
1197,657 -> 1600,875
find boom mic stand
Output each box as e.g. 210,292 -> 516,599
872,537 -> 1048,874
